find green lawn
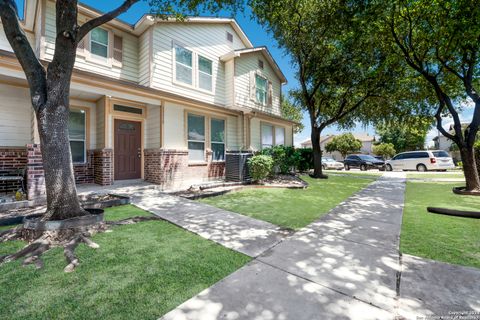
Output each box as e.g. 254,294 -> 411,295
407,172 -> 464,179
401,181 -> 480,269
0,205 -> 250,320
200,175 -> 376,230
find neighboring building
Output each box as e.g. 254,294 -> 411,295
0,0 -> 295,200
300,133 -> 375,161
433,135 -> 453,152
432,123 -> 469,163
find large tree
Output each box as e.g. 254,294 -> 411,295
251,0 -> 400,178
325,133 -> 362,159
375,117 -> 431,153
389,0 -> 480,192
0,0 -> 241,271
280,96 -> 304,133
0,0 -> 240,221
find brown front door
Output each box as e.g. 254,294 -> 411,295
114,119 -> 142,180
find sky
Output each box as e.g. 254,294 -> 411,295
14,0 -> 473,147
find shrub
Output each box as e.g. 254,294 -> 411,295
248,155 -> 274,182
259,146 -> 301,174
297,148 -> 314,172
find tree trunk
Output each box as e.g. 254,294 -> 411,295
37,100 -> 87,221
459,145 -> 480,192
310,126 -> 327,179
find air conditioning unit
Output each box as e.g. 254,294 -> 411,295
225,151 -> 253,182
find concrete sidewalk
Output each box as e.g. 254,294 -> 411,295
160,172 -> 480,320
78,183 -> 289,257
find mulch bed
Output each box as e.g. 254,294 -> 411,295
173,174 -> 308,200
0,194 -> 130,225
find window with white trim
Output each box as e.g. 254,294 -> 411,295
275,127 -> 285,145
211,118 -> 225,161
175,45 -> 193,85
198,55 -> 213,91
69,109 -> 86,163
261,123 -> 274,149
188,114 -> 205,161
90,28 -> 109,58
256,74 -> 268,105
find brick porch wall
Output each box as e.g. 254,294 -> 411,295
0,147 -> 28,193
25,146 -> 109,200
73,150 -> 94,184
26,144 -> 45,201
144,149 -> 225,190
93,149 -> 113,186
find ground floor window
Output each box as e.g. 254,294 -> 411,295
261,123 -> 274,149
188,113 -> 206,161
261,123 -> 286,149
211,118 -> 225,161
275,127 -> 285,145
69,109 -> 86,163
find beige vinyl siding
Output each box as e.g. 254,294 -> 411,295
163,101 -> 186,150
43,1 -> 139,83
146,104 -> 161,148
0,21 -> 35,52
138,29 -> 151,86
95,97 -> 105,149
250,118 -> 261,151
0,84 -> 32,146
285,125 -> 293,146
151,23 -> 246,106
234,52 -> 282,117
226,115 -> 240,150
224,59 -> 235,108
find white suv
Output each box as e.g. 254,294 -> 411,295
386,150 -> 455,172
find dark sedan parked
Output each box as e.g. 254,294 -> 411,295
344,154 -> 386,171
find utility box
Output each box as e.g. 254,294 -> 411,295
225,151 -> 253,182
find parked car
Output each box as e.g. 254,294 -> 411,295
344,154 -> 385,171
321,157 -> 344,170
386,150 -> 455,172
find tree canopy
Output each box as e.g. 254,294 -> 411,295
250,0 -> 403,177
280,96 -> 304,133
325,134 -> 362,158
387,0 -> 480,191
375,117 -> 431,153
372,143 -> 396,159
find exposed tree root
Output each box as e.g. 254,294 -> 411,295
0,215 -> 162,272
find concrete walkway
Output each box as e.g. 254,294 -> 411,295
78,182 -> 288,257
160,172 -> 480,320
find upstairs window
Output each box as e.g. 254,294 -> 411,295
211,118 -> 225,161
188,114 -> 205,161
261,123 -> 273,149
90,28 -> 109,58
69,109 -> 86,163
198,56 -> 213,91
256,75 -> 267,105
175,45 -> 193,85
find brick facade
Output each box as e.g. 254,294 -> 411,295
144,148 -> 225,190
26,144 -> 45,201
73,150 -> 94,184
0,147 -> 27,193
25,145 -> 100,200
93,149 -> 114,186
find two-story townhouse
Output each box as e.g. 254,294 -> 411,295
0,0 -> 295,201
